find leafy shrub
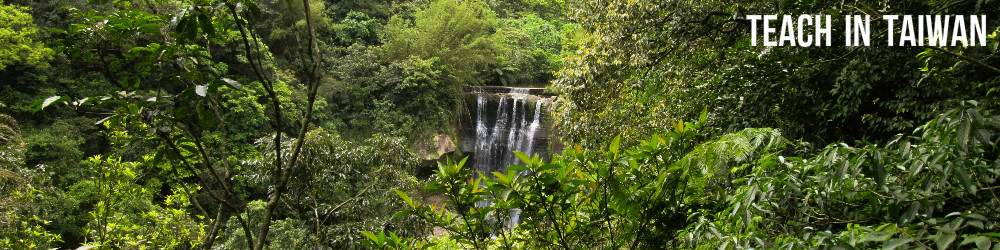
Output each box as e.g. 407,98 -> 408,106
235,128 -> 427,249
333,11 -> 383,46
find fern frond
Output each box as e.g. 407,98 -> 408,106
666,128 -> 787,203
674,128 -> 787,177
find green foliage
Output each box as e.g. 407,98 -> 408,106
487,0 -> 565,20
0,187 -> 63,250
359,230 -> 437,250
215,200 -> 319,249
374,110 -> 790,249
333,11 -> 382,46
382,0 -> 504,84
33,1 -> 325,249
500,14 -> 563,66
0,4 -> 54,70
254,0 -> 332,59
3,0 -> 572,249
681,102 -> 1000,249
380,56 -> 459,130
553,0 -> 1000,148
491,14 -> 564,86
234,128 -> 426,249
1,113 -> 63,250
81,154 -> 205,250
23,118 -> 89,187
17,0 -> 999,250
324,45 -> 460,138
374,104 -> 1000,249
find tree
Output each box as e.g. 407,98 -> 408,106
239,129 -> 426,249
332,11 -> 382,46
382,0 -> 504,84
491,14 -> 563,86
252,0 -> 331,60
322,44 -> 461,139
0,4 -> 54,70
38,0 -> 327,249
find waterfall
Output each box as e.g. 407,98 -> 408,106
469,87 -> 547,210
472,88 -> 544,176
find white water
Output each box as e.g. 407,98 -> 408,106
470,88 -> 545,225
473,88 -> 543,177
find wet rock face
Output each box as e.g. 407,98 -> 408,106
413,133 -> 457,161
413,133 -> 459,179
459,87 -> 554,178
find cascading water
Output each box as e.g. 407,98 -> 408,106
465,87 -> 550,229
473,88 -> 543,179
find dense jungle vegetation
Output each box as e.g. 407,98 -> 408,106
0,0 -> 999,249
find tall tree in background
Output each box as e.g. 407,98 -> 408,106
0,4 -> 53,70
382,0 -> 504,84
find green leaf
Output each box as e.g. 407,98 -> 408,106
974,236 -> 991,250
975,232 -> 1000,238
151,150 -> 165,166
882,238 -> 912,250
393,189 -> 415,208
957,119 -> 971,150
179,143 -> 198,154
967,220 -> 984,229
492,171 -> 508,183
198,13 -> 215,35
506,165 -> 530,172
898,201 -> 920,225
420,242 -> 438,250
361,231 -> 379,242
961,236 -> 992,250
360,240 -> 378,249
247,2 -> 262,19
392,210 -> 414,220
937,231 -> 957,250
610,135 -> 621,156
860,231 -> 894,242
966,214 -> 988,221
514,151 -> 532,165
538,164 -> 560,172
389,231 -> 399,244
699,106 -> 708,124
955,168 -> 977,195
